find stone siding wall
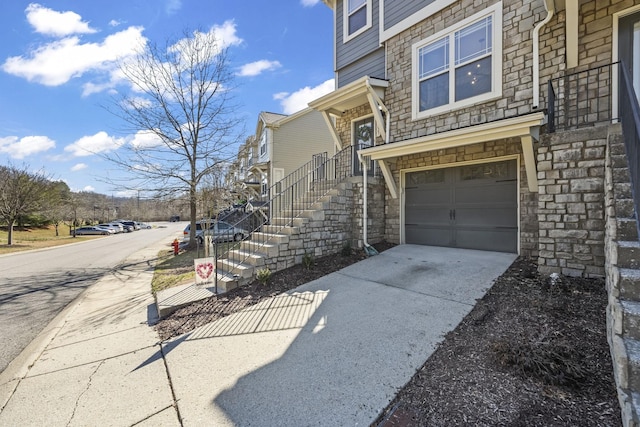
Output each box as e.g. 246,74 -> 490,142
537,127 -> 608,277
384,0 -> 549,143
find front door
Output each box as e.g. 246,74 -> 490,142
353,117 -> 375,176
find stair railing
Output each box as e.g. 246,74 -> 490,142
211,144 -> 358,279
619,61 -> 640,241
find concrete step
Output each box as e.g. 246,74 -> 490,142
262,224 -> 300,235
622,300 -> 640,341
216,258 -> 254,279
614,182 -> 634,199
616,199 -> 637,220
239,240 -> 280,257
626,337 -> 640,391
228,249 -> 266,267
617,241 -> 640,269
251,231 -> 290,245
617,218 -> 639,241
269,217 -> 309,227
620,268 -> 640,300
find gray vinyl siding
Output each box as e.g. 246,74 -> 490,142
335,0 -> 381,84
271,110 -> 335,178
337,48 -> 386,87
383,0 -> 437,30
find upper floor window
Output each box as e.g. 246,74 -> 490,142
343,0 -> 371,42
259,129 -> 267,156
412,5 -> 502,119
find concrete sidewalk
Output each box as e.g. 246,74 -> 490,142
0,244 -> 516,426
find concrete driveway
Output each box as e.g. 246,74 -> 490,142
163,244 -> 517,426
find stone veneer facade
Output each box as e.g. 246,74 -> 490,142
537,127 -> 608,277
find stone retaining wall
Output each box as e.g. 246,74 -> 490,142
537,126 -> 608,277
261,177 -> 386,273
604,123 -> 640,426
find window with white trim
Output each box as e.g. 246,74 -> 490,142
412,5 -> 502,118
259,129 -> 267,156
343,0 -> 371,42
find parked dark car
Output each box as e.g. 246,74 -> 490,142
169,215 -> 180,222
73,226 -> 112,236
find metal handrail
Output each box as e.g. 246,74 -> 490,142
211,144 -> 363,282
619,61 -> 640,240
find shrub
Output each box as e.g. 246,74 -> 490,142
302,252 -> 314,270
256,267 -> 272,285
492,339 -> 588,387
341,241 -> 352,257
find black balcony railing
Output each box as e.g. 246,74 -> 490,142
547,62 -> 617,132
619,61 -> 640,239
547,61 -> 640,241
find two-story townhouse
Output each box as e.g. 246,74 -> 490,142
311,0 -> 640,261
310,1 -> 640,422
249,108 -> 335,199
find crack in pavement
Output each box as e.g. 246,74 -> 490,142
67,360 -> 104,426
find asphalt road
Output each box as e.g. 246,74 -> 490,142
0,221 -> 185,374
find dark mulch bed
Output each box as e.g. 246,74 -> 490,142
155,246 -> 621,426
155,241 -> 395,341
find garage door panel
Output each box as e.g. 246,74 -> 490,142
455,184 -> 517,204
405,206 -> 450,225
405,225 -> 452,246
455,228 -> 518,253
454,207 -> 517,227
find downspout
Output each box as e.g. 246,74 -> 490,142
361,156 -> 378,256
532,0 -> 555,109
361,82 -> 387,256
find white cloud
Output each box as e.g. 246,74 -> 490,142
83,185 -> 95,192
64,131 -> 125,157
210,20 -> 243,50
2,26 -> 146,87
165,0 -> 182,15
274,79 -> 335,114
130,130 -> 163,149
109,19 -> 123,27
238,60 -> 282,77
26,3 -> 97,37
300,0 -> 322,6
0,135 -> 56,159
71,163 -> 87,171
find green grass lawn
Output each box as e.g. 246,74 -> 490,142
0,225 -> 103,255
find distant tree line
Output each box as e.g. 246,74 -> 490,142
0,164 -> 186,245
0,164 -> 237,245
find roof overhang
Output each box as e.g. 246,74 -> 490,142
358,112 -> 546,197
309,76 -> 388,115
309,76 -> 390,150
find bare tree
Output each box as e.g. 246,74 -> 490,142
0,164 -> 51,245
108,28 -> 243,246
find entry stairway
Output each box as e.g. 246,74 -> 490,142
213,184 -> 341,292
156,145 -> 360,317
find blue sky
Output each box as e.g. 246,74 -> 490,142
0,1 -> 335,195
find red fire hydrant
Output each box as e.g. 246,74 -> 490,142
172,238 -> 180,256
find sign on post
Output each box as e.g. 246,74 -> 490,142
194,257 -> 215,285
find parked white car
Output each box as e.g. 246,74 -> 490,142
183,221 -> 249,244
98,224 -> 121,234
